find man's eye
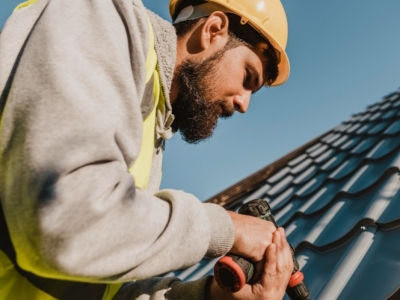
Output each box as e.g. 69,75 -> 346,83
243,70 -> 252,87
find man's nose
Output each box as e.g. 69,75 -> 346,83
233,90 -> 251,113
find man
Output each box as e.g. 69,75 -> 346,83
0,0 -> 293,299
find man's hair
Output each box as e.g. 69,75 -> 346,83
172,0 -> 279,85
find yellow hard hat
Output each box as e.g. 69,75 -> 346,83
169,0 -> 290,86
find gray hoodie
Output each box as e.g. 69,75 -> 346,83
0,0 -> 234,299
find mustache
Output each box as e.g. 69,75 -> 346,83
215,100 -> 235,119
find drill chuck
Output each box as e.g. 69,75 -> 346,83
214,199 -> 310,300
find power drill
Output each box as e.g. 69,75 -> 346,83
214,199 -> 310,300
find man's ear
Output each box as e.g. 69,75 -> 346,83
200,11 -> 229,50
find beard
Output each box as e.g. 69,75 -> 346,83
171,49 -> 235,144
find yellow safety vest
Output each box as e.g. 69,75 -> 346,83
0,1 -> 164,299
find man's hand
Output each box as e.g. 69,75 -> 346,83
207,228 -> 293,300
227,210 -> 277,262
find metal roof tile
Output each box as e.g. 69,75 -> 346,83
368,120 -> 390,134
291,158 -> 313,175
345,123 -> 361,133
381,109 -> 398,120
328,156 -> 363,180
293,165 -> 319,185
306,143 -> 323,153
295,173 -> 329,198
332,135 -> 349,147
267,175 -> 294,197
321,132 -> 336,143
240,183 -> 272,204
323,133 -> 341,144
345,115 -> 361,123
350,136 -> 379,154
191,88 -> 400,299
379,102 -> 391,111
339,136 -> 362,151
287,153 -> 308,167
343,152 -> 400,194
314,148 -> 336,164
294,245 -> 350,300
321,152 -> 348,171
359,113 -> 372,122
384,119 -> 400,135
355,122 -> 374,134
366,135 -> 400,160
369,111 -> 382,121
309,144 -> 329,158
367,104 -> 380,113
267,167 -> 291,184
332,227 -> 400,300
269,186 -> 296,209
376,177 -> 400,223
299,181 -> 343,214
313,226 -> 378,300
388,92 -> 400,102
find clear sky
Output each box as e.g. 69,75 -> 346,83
2,0 -> 400,201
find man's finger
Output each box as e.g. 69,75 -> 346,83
261,242 -> 277,287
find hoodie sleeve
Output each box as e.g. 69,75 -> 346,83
0,0 -> 234,284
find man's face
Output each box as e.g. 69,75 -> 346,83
171,41 -> 267,144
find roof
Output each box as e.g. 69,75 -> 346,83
164,88 -> 400,300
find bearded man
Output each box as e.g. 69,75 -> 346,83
0,0 -> 294,299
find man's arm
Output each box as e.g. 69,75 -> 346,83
0,0 -> 233,282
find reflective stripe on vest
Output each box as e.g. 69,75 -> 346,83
0,3 -> 162,299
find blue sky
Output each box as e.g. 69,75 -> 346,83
2,0 -> 400,201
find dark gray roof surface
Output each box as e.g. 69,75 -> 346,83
164,88 -> 400,300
